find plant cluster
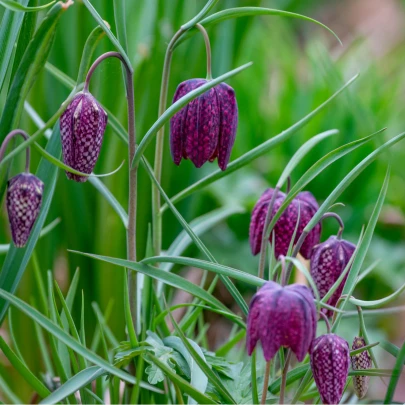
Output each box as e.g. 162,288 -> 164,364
0,1 -> 404,404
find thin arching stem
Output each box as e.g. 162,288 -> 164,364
85,51 -> 138,331
319,311 -> 331,333
0,130 -> 30,173
152,28 -> 185,258
196,23 -> 212,80
321,212 -> 344,239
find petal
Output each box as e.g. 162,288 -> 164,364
6,174 -> 44,248
184,87 -> 220,168
170,79 -> 205,165
60,92 -> 83,169
215,83 -> 238,170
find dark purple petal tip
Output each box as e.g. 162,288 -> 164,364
310,236 -> 356,317
169,79 -> 238,171
247,281 -> 317,362
60,91 -> 108,182
6,173 -> 44,248
351,336 -> 371,399
249,188 -> 320,259
310,333 -> 350,404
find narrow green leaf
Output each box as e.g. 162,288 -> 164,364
276,129 -> 338,187
332,166 -> 391,331
40,366 -> 105,405
0,373 -> 23,404
131,62 -> 253,168
0,0 -> 29,92
349,283 -> 405,308
68,251 -> 234,316
181,0 -> 219,29
0,336 -> 50,398
144,256 -> 263,288
0,288 -> 162,392
146,354 -> 215,404
0,0 -> 55,12
164,75 -> 359,209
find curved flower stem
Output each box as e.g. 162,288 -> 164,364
319,311 -> 331,333
261,360 -> 271,405
85,51 -> 137,331
152,28 -> 185,257
258,187 -> 280,280
0,130 -> 30,173
321,212 -> 344,239
280,255 -> 287,286
279,350 -> 292,404
196,23 -> 212,80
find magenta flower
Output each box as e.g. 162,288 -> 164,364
246,281 -> 317,362
170,79 -> 238,171
6,173 -> 44,248
310,236 -> 356,316
310,333 -> 350,404
351,336 -> 371,399
249,189 -> 321,259
60,91 -> 108,182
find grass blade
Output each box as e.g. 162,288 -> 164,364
0,0 -> 55,12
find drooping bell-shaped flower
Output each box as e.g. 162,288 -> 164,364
310,236 -> 356,316
60,91 -> 108,182
6,173 -> 44,248
310,333 -> 350,404
247,281 -> 317,362
249,188 -> 321,259
170,79 -> 238,171
351,336 -> 371,399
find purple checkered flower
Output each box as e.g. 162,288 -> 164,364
310,236 -> 356,317
351,336 -> 371,399
60,91 -> 108,182
170,79 -> 238,171
249,188 -> 321,259
6,173 -> 44,248
246,281 -> 317,362
310,333 -> 350,404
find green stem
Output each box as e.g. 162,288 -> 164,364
261,360 -> 271,405
0,130 -> 30,173
152,28 -> 185,257
85,51 -> 137,333
196,23 -> 212,80
279,350 -> 292,404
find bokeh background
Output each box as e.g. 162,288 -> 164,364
1,0 -> 405,402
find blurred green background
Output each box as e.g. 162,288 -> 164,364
1,0 -> 405,401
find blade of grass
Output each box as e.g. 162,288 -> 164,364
0,0 -> 55,12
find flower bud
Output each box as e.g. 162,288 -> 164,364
60,91 -> 108,182
170,79 -> 238,171
6,173 -> 44,248
310,236 -> 356,316
310,333 -> 350,404
351,336 -> 371,399
249,188 -> 321,259
247,281 -> 317,362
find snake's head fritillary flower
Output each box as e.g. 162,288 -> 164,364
170,79 -> 238,171
247,281 -> 317,362
60,91 -> 108,182
249,188 -> 321,259
310,333 -> 350,404
351,336 -> 371,399
6,173 -> 44,248
310,236 -> 356,317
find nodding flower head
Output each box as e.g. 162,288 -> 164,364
170,79 -> 238,171
249,188 -> 321,259
60,91 -> 108,182
351,336 -> 371,399
6,173 -> 44,248
310,235 -> 356,317
310,333 -> 350,404
246,281 -> 317,362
